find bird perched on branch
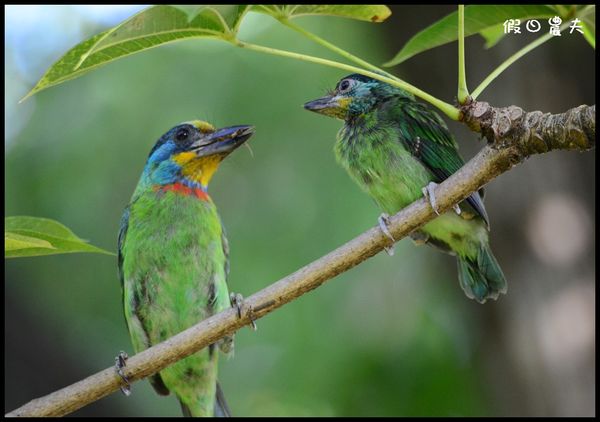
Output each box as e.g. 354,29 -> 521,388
304,74 -> 506,303
118,120 -> 255,416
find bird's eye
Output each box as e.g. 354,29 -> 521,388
175,128 -> 189,142
338,79 -> 352,93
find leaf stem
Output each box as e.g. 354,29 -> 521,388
232,39 -> 460,120
457,5 -> 469,104
279,18 -> 398,80
471,21 -> 571,99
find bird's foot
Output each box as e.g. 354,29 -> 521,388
218,335 -> 235,356
409,231 -> 429,246
422,182 -> 440,215
229,292 -> 257,331
378,213 -> 395,256
453,203 -> 462,215
115,351 -> 132,396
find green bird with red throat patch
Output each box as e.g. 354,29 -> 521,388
305,74 -> 506,303
118,120 -> 254,416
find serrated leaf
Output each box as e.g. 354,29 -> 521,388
23,5 -> 250,101
5,216 -> 113,258
384,5 -> 557,66
252,4 -> 391,22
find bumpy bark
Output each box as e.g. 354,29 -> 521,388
461,101 -> 595,156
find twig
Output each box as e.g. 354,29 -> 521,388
457,5 -> 469,103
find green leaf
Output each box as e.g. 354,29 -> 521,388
22,5 -> 250,101
5,216 -> 113,258
479,24 -> 506,49
580,10 -> 595,49
580,20 -> 595,48
384,5 -> 557,66
5,232 -> 55,251
252,4 -> 391,22
547,5 -> 572,18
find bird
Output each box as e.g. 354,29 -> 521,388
118,120 -> 255,416
304,74 -> 506,303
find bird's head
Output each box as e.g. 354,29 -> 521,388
143,120 -> 254,191
304,74 -> 409,121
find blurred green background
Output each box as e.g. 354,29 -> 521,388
5,5 -> 595,417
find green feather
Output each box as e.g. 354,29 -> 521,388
308,74 -> 506,303
120,190 -> 230,415
119,121 -> 254,415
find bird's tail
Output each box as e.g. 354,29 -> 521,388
214,382 -> 232,417
457,244 -> 507,304
178,382 -> 231,417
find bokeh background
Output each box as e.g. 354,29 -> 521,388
5,5 -> 595,417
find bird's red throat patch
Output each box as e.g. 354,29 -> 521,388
153,183 -> 210,201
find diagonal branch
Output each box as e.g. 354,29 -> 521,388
6,102 -> 595,417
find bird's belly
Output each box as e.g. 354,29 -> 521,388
352,149 -> 433,214
345,146 -> 488,257
122,194 -> 229,349
421,212 -> 488,257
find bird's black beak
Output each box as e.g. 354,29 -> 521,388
304,94 -> 350,120
192,125 -> 255,157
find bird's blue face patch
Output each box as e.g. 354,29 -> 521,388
148,139 -> 178,164
144,129 -> 192,186
345,82 -> 380,116
142,140 -> 182,186
147,124 -> 201,161
335,74 -> 413,117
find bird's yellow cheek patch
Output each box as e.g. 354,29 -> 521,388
337,97 -> 351,110
173,151 -> 196,165
322,97 -> 351,120
181,156 -> 222,186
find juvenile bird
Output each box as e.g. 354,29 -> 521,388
304,74 -> 506,303
118,120 -> 254,416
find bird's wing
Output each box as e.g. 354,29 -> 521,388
220,219 -> 230,283
117,206 -> 130,292
118,205 -> 170,396
394,100 -> 489,227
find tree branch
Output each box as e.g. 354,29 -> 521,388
461,101 -> 595,153
6,103 -> 594,417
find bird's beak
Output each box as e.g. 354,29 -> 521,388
304,94 -> 350,120
191,125 -> 255,157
